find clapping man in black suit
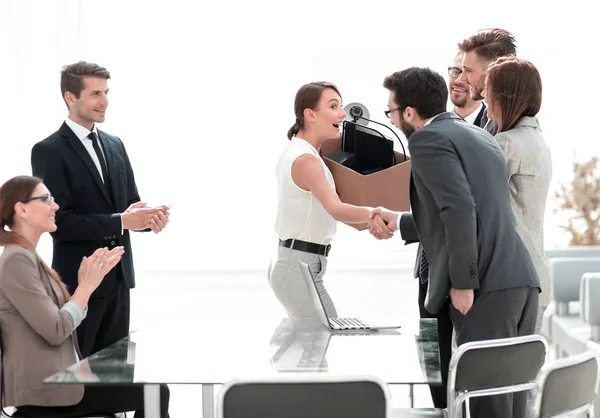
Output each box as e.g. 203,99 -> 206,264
32,61 -> 170,357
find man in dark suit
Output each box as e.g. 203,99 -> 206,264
448,51 -> 486,127
457,28 -> 517,134
373,67 -> 540,418
31,61 -> 170,357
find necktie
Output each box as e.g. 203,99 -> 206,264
419,247 -> 429,283
88,132 -> 113,200
480,108 -> 488,129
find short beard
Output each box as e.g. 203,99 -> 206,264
399,115 -> 416,139
451,94 -> 468,108
470,75 -> 486,101
470,86 -> 484,101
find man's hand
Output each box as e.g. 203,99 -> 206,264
367,207 -> 399,239
367,213 -> 394,239
147,204 -> 171,234
122,202 -> 169,231
449,288 -> 474,315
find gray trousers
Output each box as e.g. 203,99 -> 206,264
450,286 -> 539,418
268,246 -> 338,319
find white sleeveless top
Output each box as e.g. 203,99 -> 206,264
274,137 -> 337,245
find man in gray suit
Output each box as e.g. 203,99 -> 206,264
373,67 -> 540,418
457,28 -> 517,134
396,51 -> 489,410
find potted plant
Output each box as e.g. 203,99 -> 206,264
550,156 -> 600,257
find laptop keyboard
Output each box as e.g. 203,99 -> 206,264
329,317 -> 369,330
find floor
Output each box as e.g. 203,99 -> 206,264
128,266 -> 434,417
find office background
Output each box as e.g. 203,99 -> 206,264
0,0 -> 596,274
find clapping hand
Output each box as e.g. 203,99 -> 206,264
77,247 -> 125,291
122,202 -> 171,233
147,204 -> 170,234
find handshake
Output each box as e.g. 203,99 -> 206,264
367,207 -> 400,240
121,201 -> 171,234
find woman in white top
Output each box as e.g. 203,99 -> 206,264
483,57 -> 552,333
270,82 -> 392,319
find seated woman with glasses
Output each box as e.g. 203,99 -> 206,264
483,57 -> 552,333
0,175 -> 170,417
269,82 -> 394,320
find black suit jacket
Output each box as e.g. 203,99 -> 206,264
402,113 -> 539,314
473,102 -> 487,128
31,122 -> 141,295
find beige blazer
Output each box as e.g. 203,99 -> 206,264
495,116 -> 553,306
0,245 -> 84,407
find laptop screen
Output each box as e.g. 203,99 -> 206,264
297,261 -> 334,329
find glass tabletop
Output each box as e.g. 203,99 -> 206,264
45,318 -> 440,386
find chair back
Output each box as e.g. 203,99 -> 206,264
532,350 -> 600,417
448,334 -> 548,417
218,375 -> 390,418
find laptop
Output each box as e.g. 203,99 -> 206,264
298,261 -> 402,332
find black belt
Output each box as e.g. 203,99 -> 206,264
279,239 -> 331,257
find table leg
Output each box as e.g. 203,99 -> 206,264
144,384 -> 161,418
408,384 -> 414,408
202,384 -> 214,418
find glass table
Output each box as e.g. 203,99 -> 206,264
45,318 -> 440,418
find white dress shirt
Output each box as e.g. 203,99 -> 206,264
64,118 -> 107,182
452,102 -> 484,126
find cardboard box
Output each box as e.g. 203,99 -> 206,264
321,136 -> 411,230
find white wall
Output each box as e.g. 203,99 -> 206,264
1,0 -> 597,272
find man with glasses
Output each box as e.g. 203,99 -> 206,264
448,52 -> 486,126
372,67 -> 540,418
31,61 -> 171,358
376,55 -> 487,410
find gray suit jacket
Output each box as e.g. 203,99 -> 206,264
495,116 -> 552,306
406,113 -> 539,314
401,107 -> 491,279
0,245 -> 84,407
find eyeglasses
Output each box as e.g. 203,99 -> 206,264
384,108 -> 402,118
448,66 -> 462,78
21,195 -> 55,206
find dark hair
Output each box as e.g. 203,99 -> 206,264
287,82 -> 342,140
61,61 -> 111,107
383,67 -> 447,119
0,176 -> 70,301
458,28 -> 517,64
486,57 -> 542,133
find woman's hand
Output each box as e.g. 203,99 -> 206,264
77,247 -> 125,291
72,360 -> 100,382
